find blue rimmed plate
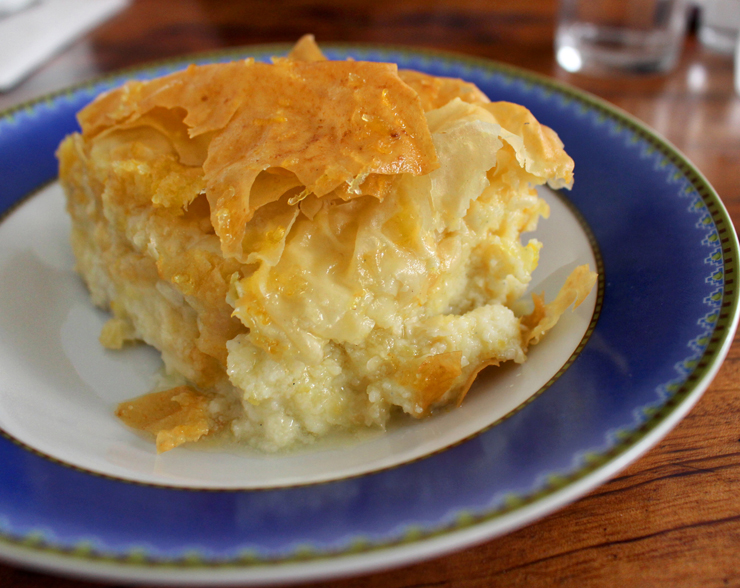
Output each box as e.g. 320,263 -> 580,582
0,44 -> 737,585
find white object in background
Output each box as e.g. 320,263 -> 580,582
0,0 -> 129,92
0,0 -> 37,17
696,0 -> 740,53
735,32 -> 740,94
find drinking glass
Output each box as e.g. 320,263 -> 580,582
555,0 -> 689,75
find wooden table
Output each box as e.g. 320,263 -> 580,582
1,1 -> 739,586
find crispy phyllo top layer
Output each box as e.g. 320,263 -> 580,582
288,34 -> 491,111
76,35 -> 574,267
76,36 -> 572,262
79,51 -> 438,257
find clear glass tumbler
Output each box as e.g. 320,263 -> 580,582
698,0 -> 740,54
555,0 -> 689,75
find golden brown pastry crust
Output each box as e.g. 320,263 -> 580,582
79,58 -> 439,259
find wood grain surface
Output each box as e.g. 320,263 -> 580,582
1,1 -> 739,586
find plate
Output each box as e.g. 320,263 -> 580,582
0,44 -> 737,585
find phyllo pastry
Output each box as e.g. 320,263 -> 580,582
58,36 -> 596,452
